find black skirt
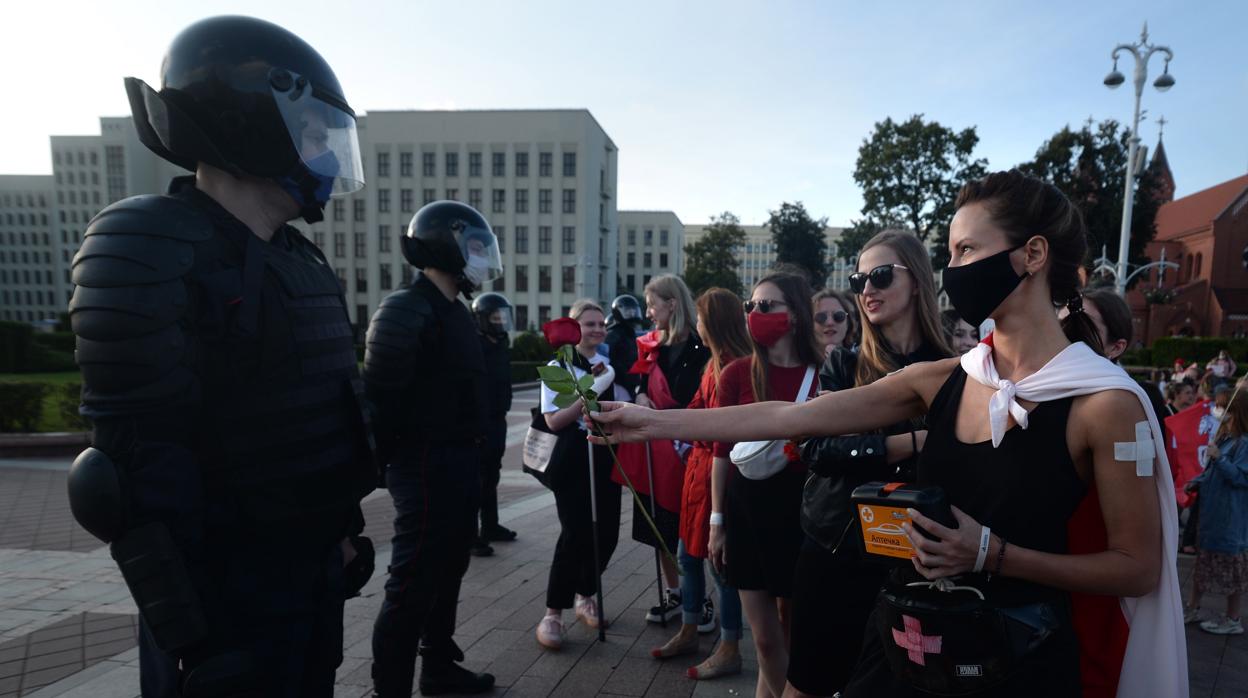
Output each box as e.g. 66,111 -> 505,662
723,467 -> 805,597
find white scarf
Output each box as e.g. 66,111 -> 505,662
961,340 -> 1188,698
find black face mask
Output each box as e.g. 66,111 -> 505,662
942,245 -> 1027,327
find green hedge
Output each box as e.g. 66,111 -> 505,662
511,331 -> 553,362
511,361 -> 543,384
0,322 -> 34,373
0,382 -> 48,432
0,324 -> 78,373
33,331 -> 75,354
1149,338 -> 1248,369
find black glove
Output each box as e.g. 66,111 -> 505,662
343,535 -> 375,599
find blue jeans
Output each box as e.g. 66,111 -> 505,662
678,540 -> 742,642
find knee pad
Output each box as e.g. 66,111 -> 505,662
67,447 -> 125,543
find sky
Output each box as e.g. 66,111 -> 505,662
3,0 -> 1246,226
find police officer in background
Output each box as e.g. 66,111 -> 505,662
66,16 -> 375,697
366,201 -> 500,696
470,292 -> 518,558
606,294 -> 644,401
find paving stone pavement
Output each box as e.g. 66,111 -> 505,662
0,387 -> 1242,696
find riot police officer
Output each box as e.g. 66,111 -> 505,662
366,201 -> 500,696
65,16 -> 375,697
470,292 -> 518,557
606,294 -> 644,400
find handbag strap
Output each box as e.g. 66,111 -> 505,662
794,365 -> 817,405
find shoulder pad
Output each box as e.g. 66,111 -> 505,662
71,195 -> 203,416
364,289 -> 434,390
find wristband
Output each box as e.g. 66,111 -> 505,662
709,511 -> 724,526
973,525 -> 991,573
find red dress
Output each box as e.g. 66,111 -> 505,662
679,363 -> 722,559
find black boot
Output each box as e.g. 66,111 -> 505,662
419,659 -> 496,695
469,538 -> 494,557
481,524 -> 517,542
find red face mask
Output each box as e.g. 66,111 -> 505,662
748,310 -> 791,347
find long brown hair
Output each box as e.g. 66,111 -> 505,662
854,230 -> 952,387
749,271 -> 824,402
954,170 -> 1101,353
696,288 -> 752,384
1083,287 -> 1131,357
1216,388 -> 1248,443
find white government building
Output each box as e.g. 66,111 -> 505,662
0,110 -> 691,330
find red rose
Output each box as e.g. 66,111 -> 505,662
783,441 -> 801,463
542,317 -> 582,349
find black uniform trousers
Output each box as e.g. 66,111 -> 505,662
372,441 -> 480,697
478,416 -> 507,534
546,442 -> 621,610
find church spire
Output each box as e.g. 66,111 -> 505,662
1149,116 -> 1175,203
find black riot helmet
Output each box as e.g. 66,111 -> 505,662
124,16 -> 365,223
472,293 -> 514,339
402,201 -> 503,294
611,294 -> 643,323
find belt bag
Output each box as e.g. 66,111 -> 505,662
875,580 -> 1061,696
522,406 -> 578,489
730,365 -> 815,480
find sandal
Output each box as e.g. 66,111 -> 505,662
686,652 -> 742,680
650,632 -> 699,659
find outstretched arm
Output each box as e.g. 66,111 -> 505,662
590,358 -> 956,445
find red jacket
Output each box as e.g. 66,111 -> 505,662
679,363 -> 722,559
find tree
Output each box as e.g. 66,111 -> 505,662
836,216 -> 901,264
853,114 -> 988,269
767,202 -> 828,285
1018,119 -> 1162,285
683,212 -> 747,297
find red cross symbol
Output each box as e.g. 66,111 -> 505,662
891,614 -> 943,666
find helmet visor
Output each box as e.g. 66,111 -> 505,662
271,72 -> 365,196
480,307 -> 515,334
458,225 -> 504,283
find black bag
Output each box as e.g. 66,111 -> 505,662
521,405 -> 579,489
801,469 -> 858,551
874,580 -> 1061,696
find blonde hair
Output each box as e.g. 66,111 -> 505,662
644,274 -> 696,346
854,230 -> 952,386
569,298 -> 604,320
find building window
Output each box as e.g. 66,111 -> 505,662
380,264 -> 392,290
354,232 -> 366,257
492,189 -> 506,213
333,200 -> 344,222
516,152 -> 529,177
516,265 -> 528,292
314,232 -> 325,248
400,151 -> 413,177
539,152 -> 552,177
423,188 -> 436,205
401,265 -> 413,285
378,189 -> 390,213
538,226 -> 551,254
377,152 -> 390,177
468,189 -> 482,209
660,229 -> 669,246
446,188 -> 458,201
422,152 -> 436,176
468,152 -> 482,177
538,189 -> 552,213
355,267 -> 368,293
660,252 -> 669,268
515,189 -> 529,214
561,189 -> 576,214
495,226 -> 505,254
627,228 -> 636,245
644,229 -> 653,245
444,152 -> 458,177
563,152 -> 576,177
627,252 -> 635,268
539,305 -> 551,325
561,227 -> 576,254
515,304 -> 529,330
492,152 -> 506,177
644,252 -> 652,267
515,226 -> 529,253
401,189 -> 413,213
562,265 -> 575,293
333,233 -> 345,258
378,225 -> 391,253
539,266 -> 551,292
353,200 -> 365,222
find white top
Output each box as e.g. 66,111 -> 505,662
540,353 -> 613,429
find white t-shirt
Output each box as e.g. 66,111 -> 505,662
541,353 -> 611,429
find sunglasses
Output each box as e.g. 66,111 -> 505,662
849,264 -> 911,294
815,310 -> 848,325
743,299 -> 788,314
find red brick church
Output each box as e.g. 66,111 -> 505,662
1127,137 -> 1248,345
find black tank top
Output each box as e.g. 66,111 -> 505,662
913,366 -> 1087,604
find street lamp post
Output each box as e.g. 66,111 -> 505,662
1103,22 -> 1174,296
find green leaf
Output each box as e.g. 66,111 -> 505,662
584,398 -> 600,413
537,366 -> 575,392
553,391 -> 580,408
559,345 -> 576,365
577,373 -> 595,392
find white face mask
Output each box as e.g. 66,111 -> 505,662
462,255 -> 490,288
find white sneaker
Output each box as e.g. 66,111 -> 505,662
646,589 -> 682,624
697,598 -> 716,634
536,614 -> 564,649
575,595 -> 602,629
1199,616 -> 1244,635
1184,605 -> 1206,624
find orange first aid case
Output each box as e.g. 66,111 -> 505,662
850,482 -> 955,562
